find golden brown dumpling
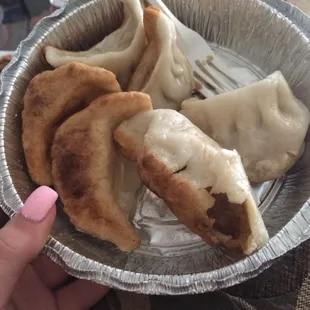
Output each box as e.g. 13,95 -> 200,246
52,92 -> 152,251
22,62 -> 121,186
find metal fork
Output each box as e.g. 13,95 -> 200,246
147,0 -> 244,98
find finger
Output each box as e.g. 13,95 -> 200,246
33,254 -> 70,289
3,301 -> 16,310
0,186 -> 58,308
55,279 -> 110,310
11,265 -> 57,310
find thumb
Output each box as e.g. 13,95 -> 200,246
0,186 -> 58,307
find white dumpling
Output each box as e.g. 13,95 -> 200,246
127,6 -> 193,109
45,0 -> 146,89
180,71 -> 310,183
114,109 -> 269,255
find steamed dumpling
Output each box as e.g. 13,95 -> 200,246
180,71 -> 310,182
127,6 -> 193,109
45,0 -> 146,89
114,109 -> 269,255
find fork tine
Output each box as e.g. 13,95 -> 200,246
147,0 -> 244,98
206,66 -> 236,92
209,59 -> 245,88
195,61 -> 234,94
194,61 -> 222,90
193,71 -> 218,98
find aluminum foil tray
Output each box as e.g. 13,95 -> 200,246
1,0 -> 310,295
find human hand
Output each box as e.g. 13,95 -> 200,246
0,186 -> 110,310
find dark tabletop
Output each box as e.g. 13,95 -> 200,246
95,238 -> 310,309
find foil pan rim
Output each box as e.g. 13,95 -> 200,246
1,0 -> 310,295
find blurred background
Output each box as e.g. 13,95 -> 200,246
0,0 -> 67,50
1,0 -> 310,51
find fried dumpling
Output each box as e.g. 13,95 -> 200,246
22,63 -> 121,186
114,110 -> 269,255
45,0 -> 146,89
52,92 -> 152,251
180,71 -> 310,182
127,6 -> 193,109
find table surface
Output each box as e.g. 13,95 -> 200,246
1,0 -> 310,309
290,0 -> 310,13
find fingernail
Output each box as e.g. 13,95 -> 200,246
21,186 -> 58,222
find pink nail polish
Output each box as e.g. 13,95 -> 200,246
21,186 -> 58,222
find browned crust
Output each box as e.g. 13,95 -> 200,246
143,6 -> 161,42
52,92 -> 152,251
0,54 -> 13,72
114,120 -> 254,252
138,153 -> 221,247
137,153 -> 252,251
127,6 -> 161,91
114,107 -> 258,253
22,62 -> 121,186
114,127 -> 140,161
